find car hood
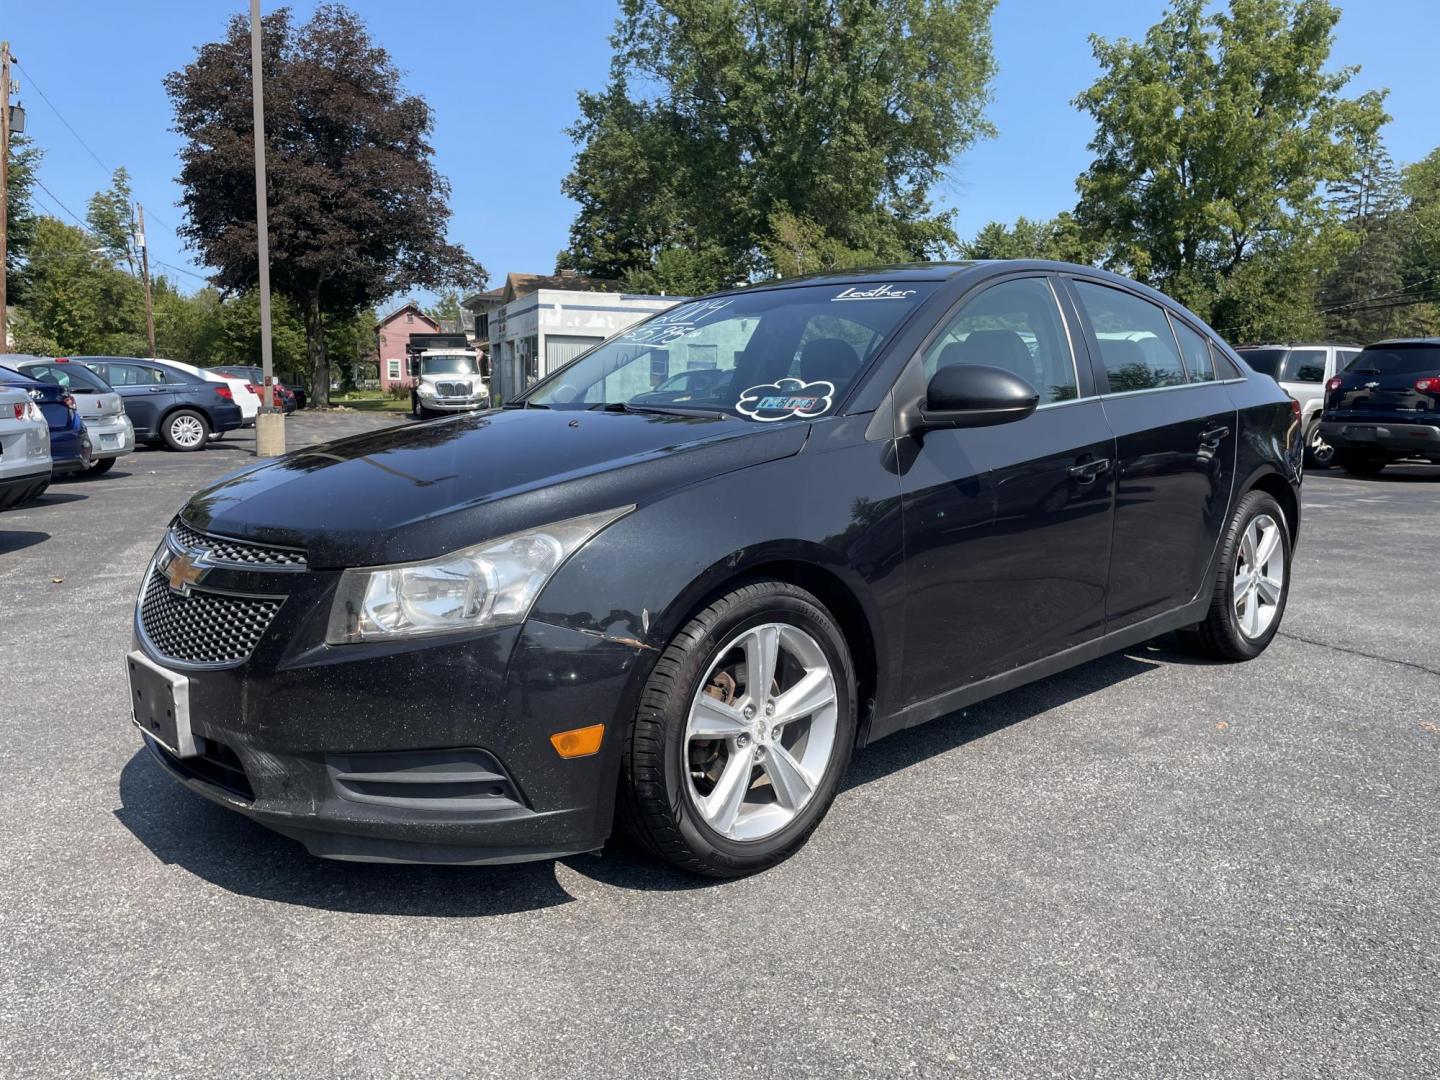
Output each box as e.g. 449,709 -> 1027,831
182,408 -> 810,568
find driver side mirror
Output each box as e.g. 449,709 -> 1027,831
915,364 -> 1039,431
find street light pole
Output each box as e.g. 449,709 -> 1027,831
250,0 -> 284,456
137,204 -> 156,358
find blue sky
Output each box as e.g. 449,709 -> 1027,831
7,1 -> 1437,301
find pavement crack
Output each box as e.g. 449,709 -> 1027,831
1277,630 -> 1440,678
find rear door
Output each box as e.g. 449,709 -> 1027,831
1066,278 -> 1237,628
897,274 -> 1115,706
95,362 -> 171,436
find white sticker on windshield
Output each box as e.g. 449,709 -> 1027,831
619,298 -> 736,347
831,284 -> 918,302
736,378 -> 835,422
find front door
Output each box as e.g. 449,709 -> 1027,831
93,362 -> 169,438
1066,279 -> 1237,628
898,275 -> 1116,710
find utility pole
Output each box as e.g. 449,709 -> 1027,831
250,0 -> 283,456
137,204 -> 156,358
1,41 -> 12,354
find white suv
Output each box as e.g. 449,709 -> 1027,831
0,385 -> 53,508
1235,343 -> 1361,468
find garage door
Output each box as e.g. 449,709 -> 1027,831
545,335 -> 605,373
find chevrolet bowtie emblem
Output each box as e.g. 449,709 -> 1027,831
165,549 -> 208,595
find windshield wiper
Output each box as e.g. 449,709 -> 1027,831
596,401 -> 726,418
502,400 -> 551,409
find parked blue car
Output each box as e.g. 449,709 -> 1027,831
0,362 -> 92,476
76,357 -> 244,451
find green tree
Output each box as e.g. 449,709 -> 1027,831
1320,134 -> 1418,341
426,289 -> 462,325
961,212 -> 1101,263
13,216 -> 148,355
561,0 -> 998,291
1072,0 -> 1387,340
1403,148 -> 1440,322
5,134 -> 42,305
166,4 -> 484,407
86,167 -> 138,276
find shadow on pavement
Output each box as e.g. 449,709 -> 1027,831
114,751 -> 575,917
115,641 -> 1184,908
0,529 -> 49,555
29,490 -> 86,506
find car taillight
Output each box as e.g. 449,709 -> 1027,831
245,383 -> 262,397
1289,396 -> 1301,422
13,401 -> 41,421
1414,376 -> 1440,393
62,394 -> 78,412
1326,376 -> 1343,393
12,403 -> 23,420
214,385 -> 234,401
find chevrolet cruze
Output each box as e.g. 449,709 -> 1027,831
128,262 -> 1301,876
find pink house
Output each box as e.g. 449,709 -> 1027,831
375,302 -> 441,391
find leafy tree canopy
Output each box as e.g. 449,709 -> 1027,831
960,212 -> 1102,264
561,0 -> 997,292
165,3 -> 484,405
1072,0 -> 1387,340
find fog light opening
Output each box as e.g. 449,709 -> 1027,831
550,723 -> 605,759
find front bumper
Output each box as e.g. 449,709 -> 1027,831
1319,420 -> 1440,458
131,572 -> 652,863
85,414 -> 135,459
418,396 -> 489,413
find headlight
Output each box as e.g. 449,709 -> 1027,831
418,384 -> 437,398
325,506 -> 632,643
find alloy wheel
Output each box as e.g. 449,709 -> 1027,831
1233,513 -> 1284,639
683,622 -> 839,842
170,414 -> 205,449
1308,423 -> 1335,466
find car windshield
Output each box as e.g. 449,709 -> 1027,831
522,282 -> 937,418
421,355 -> 478,376
1236,348 -> 1286,379
27,362 -> 113,393
1345,344 -> 1440,375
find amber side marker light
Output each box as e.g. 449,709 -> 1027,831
550,724 -> 605,759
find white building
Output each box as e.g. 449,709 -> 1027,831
486,272 -> 686,401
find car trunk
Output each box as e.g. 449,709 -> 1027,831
71,391 -> 124,422
1328,344 -> 1440,422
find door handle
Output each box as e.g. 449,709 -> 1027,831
1068,457 -> 1110,483
1199,425 -> 1230,445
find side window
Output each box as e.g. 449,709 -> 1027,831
921,277 -> 1079,405
1337,349 -> 1361,372
1209,343 -> 1241,380
1284,349 -> 1326,383
1170,318 -> 1217,383
1073,281 -> 1187,392
102,364 -> 137,386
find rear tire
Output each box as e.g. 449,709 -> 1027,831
86,456 -> 117,476
619,580 -> 856,877
1339,450 -> 1386,477
162,409 -> 210,452
1304,418 -> 1335,469
1179,489 -> 1291,662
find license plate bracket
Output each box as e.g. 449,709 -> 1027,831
127,651 -> 198,757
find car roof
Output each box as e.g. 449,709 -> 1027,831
1234,342 -> 1359,349
1365,338 -> 1440,347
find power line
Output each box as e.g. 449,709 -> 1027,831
29,177 -> 91,231
153,259 -> 210,282
13,58 -> 113,176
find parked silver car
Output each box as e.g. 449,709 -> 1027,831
15,357 -> 136,475
0,384 -> 52,508
1234,342 -> 1361,468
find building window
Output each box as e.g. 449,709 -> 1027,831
387,359 -> 401,380
406,312 -> 414,324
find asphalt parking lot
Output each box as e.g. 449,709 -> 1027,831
1,413 -> 1436,1079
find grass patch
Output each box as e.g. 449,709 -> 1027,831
329,390 -> 413,413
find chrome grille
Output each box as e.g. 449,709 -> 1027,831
139,568 -> 284,666
435,380 -> 470,398
171,520 -> 306,568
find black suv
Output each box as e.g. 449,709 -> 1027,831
1319,339 -> 1440,476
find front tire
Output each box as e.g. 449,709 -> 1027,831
1180,490 -> 1291,661
620,580 -> 857,877
162,409 -> 210,452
